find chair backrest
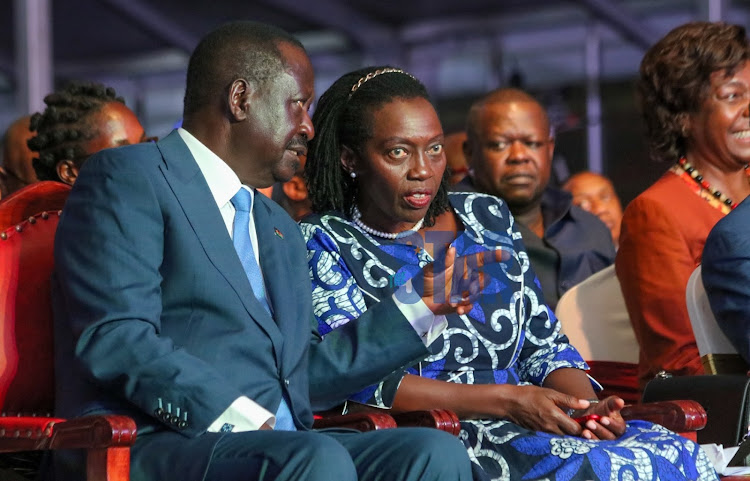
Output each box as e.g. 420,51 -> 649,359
685,264 -> 747,375
555,265 -> 640,404
0,182 -> 70,231
0,185 -> 69,413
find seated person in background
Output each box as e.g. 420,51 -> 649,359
271,154 -> 312,221
27,81 -> 149,185
616,21 -> 750,389
563,171 -> 623,248
443,131 -> 469,185
0,115 -> 38,198
50,22 -> 474,481
456,88 -> 615,309
702,196 -> 750,365
302,65 -> 717,481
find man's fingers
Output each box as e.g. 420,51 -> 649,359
443,246 -> 457,270
495,247 -> 511,262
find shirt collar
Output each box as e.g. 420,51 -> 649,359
177,127 -> 250,208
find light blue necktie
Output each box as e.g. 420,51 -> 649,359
230,188 -> 296,431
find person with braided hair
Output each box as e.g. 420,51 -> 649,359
302,65 -> 719,481
27,81 -> 148,185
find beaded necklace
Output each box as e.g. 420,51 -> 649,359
351,206 -> 424,240
673,158 -> 749,214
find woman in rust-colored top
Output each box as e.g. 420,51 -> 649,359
617,21 -> 750,390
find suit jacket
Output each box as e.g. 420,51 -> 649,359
51,131 -> 431,479
616,170 -> 723,389
702,195 -> 750,364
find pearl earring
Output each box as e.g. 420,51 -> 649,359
350,172 -> 357,179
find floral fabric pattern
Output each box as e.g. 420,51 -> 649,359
301,192 -> 717,481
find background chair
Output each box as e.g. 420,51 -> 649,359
555,265 -> 640,404
555,265 -> 714,442
641,265 -> 750,447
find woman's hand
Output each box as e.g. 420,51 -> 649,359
575,396 -> 626,440
419,246 -> 509,315
497,384 -> 592,436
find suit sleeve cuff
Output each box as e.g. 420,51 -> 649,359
207,396 -> 275,432
393,279 -> 447,346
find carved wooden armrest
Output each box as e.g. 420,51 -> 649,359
0,414 -> 136,452
621,400 -> 707,432
391,409 -> 461,436
313,412 -> 397,431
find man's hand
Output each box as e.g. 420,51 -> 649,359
420,246 -> 510,315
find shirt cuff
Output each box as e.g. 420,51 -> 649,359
207,396 -> 275,432
393,279 -> 447,346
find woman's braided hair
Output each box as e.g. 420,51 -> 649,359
305,66 -> 450,226
27,80 -> 125,181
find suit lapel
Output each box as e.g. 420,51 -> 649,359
253,197 -> 294,345
155,131 -> 283,347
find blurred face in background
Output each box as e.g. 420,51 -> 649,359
443,131 -> 469,185
563,171 -> 623,246
0,115 -> 38,198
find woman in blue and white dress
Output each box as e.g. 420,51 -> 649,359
300,65 -> 718,481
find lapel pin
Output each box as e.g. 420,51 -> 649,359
274,227 -> 284,239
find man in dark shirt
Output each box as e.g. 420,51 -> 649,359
454,88 -> 615,309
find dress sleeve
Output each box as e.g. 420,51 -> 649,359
616,196 -> 704,382
505,213 -> 590,386
302,223 -> 423,410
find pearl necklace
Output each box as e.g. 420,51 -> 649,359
351,206 -> 424,240
677,158 -> 743,209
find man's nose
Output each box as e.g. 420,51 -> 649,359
300,111 -> 314,141
507,141 -> 529,162
590,199 -> 606,215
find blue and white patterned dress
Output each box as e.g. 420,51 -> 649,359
301,192 -> 717,481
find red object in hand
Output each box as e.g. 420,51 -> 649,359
573,414 -> 601,426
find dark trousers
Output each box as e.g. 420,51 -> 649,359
202,427 -> 473,481
49,426 -> 474,480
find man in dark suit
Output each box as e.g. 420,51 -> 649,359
51,21 -> 474,481
455,88 -> 615,310
702,197 -> 750,365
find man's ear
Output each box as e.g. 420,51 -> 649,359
282,176 -> 308,202
56,159 -> 79,186
228,79 -> 252,121
547,136 -> 556,160
340,145 -> 357,176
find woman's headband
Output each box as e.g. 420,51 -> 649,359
348,67 -> 417,99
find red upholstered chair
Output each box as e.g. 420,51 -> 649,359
0,181 -> 71,231
0,188 -> 137,481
